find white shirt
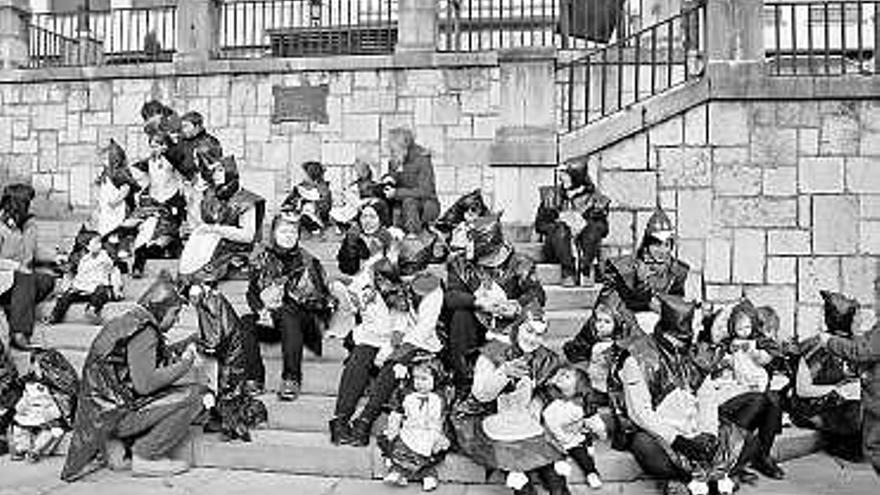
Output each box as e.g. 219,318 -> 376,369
72,250 -> 116,293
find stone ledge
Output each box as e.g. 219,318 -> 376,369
0,52 -> 498,84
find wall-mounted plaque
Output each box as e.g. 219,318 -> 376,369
272,85 -> 329,124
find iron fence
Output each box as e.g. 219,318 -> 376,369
438,0 -> 649,52
218,0 -> 398,58
28,6 -> 177,68
764,0 -> 879,75
557,3 -> 705,131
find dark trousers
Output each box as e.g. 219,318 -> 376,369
273,305 -> 315,383
630,430 -> 690,482
132,244 -> 167,274
577,219 -> 608,278
542,220 -> 608,279
50,286 -> 113,323
115,384 -> 204,459
397,197 -> 440,234
334,344 -> 378,420
568,443 -> 598,475
447,309 -> 486,390
238,314 -> 267,387
356,359 -> 400,427
719,391 -> 783,464
864,409 -> 880,475
0,271 -> 56,337
522,464 -> 570,495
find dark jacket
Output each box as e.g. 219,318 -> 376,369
827,325 -> 880,415
166,130 -> 223,182
393,145 -> 438,201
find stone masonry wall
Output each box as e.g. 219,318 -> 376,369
0,64 -> 502,221
588,99 -> 880,341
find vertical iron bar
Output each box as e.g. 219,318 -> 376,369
775,5 -> 781,75
617,39 -> 623,111
791,4 -> 797,75
858,1 -> 864,72
634,34 -> 641,102
841,1 -> 847,74
666,18 -> 673,89
651,26 -> 657,95
567,61 -> 574,131
808,3 -> 815,74
825,2 -> 830,74
584,58 -> 590,125
600,50 -> 607,118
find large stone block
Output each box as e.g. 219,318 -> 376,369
767,229 -> 811,255
861,221 -> 880,254
32,104 -> 66,131
819,102 -> 860,155
798,195 -> 812,229
715,198 -> 798,228
291,134 -> 322,165
605,210 -> 635,247
841,257 -> 877,305
715,164 -> 761,196
709,102 -> 749,146
431,95 -> 460,125
862,196 -> 880,219
678,239 -> 705,271
678,189 -> 713,238
745,284 -> 796,341
797,304 -> 823,339
112,93 -> 144,126
777,101 -> 818,128
347,90 -> 397,114
798,257 -> 840,304
69,164 -> 92,207
684,104 -> 708,145
705,236 -> 732,283
88,81 -> 112,111
658,147 -> 711,187
229,79 -> 257,116
601,134 -> 648,170
322,141 -> 356,165
401,70 -> 444,97
706,284 -> 743,303
813,195 -> 858,254
751,127 -> 797,166
472,115 -> 497,140
0,117 -> 12,153
799,157 -> 844,193
446,140 -> 491,167
650,117 -> 683,146
601,171 -> 657,209
763,167 -> 797,196
845,157 -> 880,193
342,114 -> 380,143
262,139 -> 291,171
767,257 -> 797,285
733,229 -> 766,283
798,128 -> 819,157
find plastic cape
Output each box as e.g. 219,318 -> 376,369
192,288 -> 267,441
599,253 -> 689,313
61,306 -> 178,481
0,340 -> 20,433
30,348 -> 80,428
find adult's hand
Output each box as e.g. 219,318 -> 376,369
499,358 -> 530,379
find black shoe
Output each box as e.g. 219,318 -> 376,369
349,418 -> 371,447
329,417 -> 353,446
735,469 -> 759,486
751,456 -> 785,480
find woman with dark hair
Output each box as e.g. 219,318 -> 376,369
451,306 -> 571,495
0,183 -> 57,350
283,161 -> 333,234
178,156 -> 265,284
246,212 -> 334,401
435,189 -> 488,253
129,132 -> 187,278
536,162 -> 610,287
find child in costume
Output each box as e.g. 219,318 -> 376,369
381,358 -> 450,491
543,365 -> 606,489
50,228 -> 122,324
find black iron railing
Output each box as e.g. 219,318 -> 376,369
557,3 -> 706,131
28,6 -> 177,68
438,0 -> 648,52
764,0 -> 878,75
218,0 -> 398,58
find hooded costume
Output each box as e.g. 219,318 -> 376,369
191,285 -> 267,441
600,207 -> 689,313
179,156 -> 266,283
821,287 -> 880,474
535,162 -> 610,281
791,291 -> 863,460
61,275 -> 206,481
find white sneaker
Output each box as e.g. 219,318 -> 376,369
422,476 -> 439,492
687,480 -> 710,495
104,439 -> 130,471
717,476 -> 735,495
131,455 -> 189,477
383,470 -> 407,487
586,472 -> 603,489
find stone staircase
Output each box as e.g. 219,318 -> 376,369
12,222 -> 824,487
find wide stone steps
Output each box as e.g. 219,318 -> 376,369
188,427 -> 822,484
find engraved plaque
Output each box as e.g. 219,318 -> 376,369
272,85 -> 329,124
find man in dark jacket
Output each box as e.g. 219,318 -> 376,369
385,128 -> 440,235
176,111 -> 223,182
62,273 -> 206,480
819,274 -> 880,476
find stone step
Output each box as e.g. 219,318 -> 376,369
192,427 -> 822,484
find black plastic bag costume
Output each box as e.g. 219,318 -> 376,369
191,285 -> 268,441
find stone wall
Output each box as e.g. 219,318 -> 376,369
583,97 -> 880,340
0,57 -> 506,221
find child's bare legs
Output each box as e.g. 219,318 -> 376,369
31,428 -> 65,460
9,425 -> 32,460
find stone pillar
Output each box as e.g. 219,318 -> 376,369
175,0 -> 220,63
491,47 -> 557,224
0,0 -> 30,70
396,0 -> 436,53
706,0 -> 764,63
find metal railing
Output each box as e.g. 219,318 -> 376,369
557,3 -> 706,131
218,0 -> 398,58
28,6 -> 177,68
438,0 -> 648,52
764,0 -> 879,75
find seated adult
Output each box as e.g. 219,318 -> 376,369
451,306 -> 569,495
815,279 -> 880,475
282,161 -> 333,234
61,274 -> 207,480
128,133 -> 187,278
246,212 -> 334,401
175,111 -> 224,234
0,183 -> 57,350
444,214 -> 546,391
599,207 -> 689,332
791,291 -> 863,461
179,156 -> 265,284
609,295 -> 748,495
384,128 -> 440,235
